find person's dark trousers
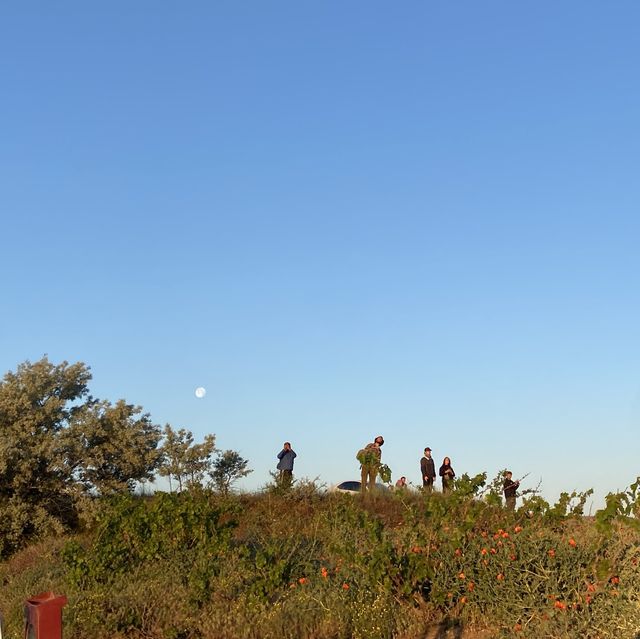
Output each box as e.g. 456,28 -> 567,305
279,469 -> 293,487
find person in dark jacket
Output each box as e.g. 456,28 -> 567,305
420,447 -> 436,492
503,471 -> 520,510
439,456 -> 455,493
276,442 -> 297,487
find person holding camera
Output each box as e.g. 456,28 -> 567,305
276,442 -> 297,487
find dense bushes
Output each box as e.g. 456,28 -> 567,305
1,485 -> 640,638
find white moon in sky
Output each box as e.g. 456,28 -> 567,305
195,387 -> 206,399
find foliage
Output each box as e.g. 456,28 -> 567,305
374,463 -> 390,484
64,399 -> 162,495
595,477 -> 640,533
0,358 -> 236,557
209,449 -> 252,495
157,425 -> 217,492
2,480 -> 640,638
356,446 -> 380,467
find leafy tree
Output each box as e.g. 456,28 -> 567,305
0,357 -> 164,556
184,434 -> 216,488
64,399 -> 162,495
209,450 -> 252,495
158,425 -> 216,491
0,357 -> 91,538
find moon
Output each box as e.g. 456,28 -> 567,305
195,387 -> 206,399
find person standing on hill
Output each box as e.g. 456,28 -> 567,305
357,435 -> 384,493
439,456 -> 455,493
503,471 -> 520,511
276,442 -> 297,487
420,447 -> 436,492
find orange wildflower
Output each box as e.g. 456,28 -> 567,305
502,531 -> 509,539
458,572 -> 466,580
460,596 -> 467,604
490,547 -> 497,554
585,595 -> 592,605
342,583 -> 350,590
481,548 -> 488,556
514,525 -> 523,533
568,538 -> 577,547
455,548 -> 462,557
610,576 -> 620,585
514,623 -> 522,632
510,554 -> 517,561
554,600 -> 566,610
497,573 -> 505,581
321,567 -> 328,579
298,577 -> 308,585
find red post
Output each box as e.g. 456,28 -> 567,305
24,592 -> 67,639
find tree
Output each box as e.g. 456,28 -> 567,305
158,425 -> 216,491
0,357 -> 164,556
184,434 -> 216,488
64,399 -> 162,495
209,450 -> 252,495
0,358 -> 91,535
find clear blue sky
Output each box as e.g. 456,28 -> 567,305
2,2 -> 639,509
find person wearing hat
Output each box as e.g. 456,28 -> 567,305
420,447 -> 436,492
357,435 -> 384,493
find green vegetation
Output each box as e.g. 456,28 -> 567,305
2,357 -> 640,637
0,357 -> 250,557
1,484 -> 640,638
